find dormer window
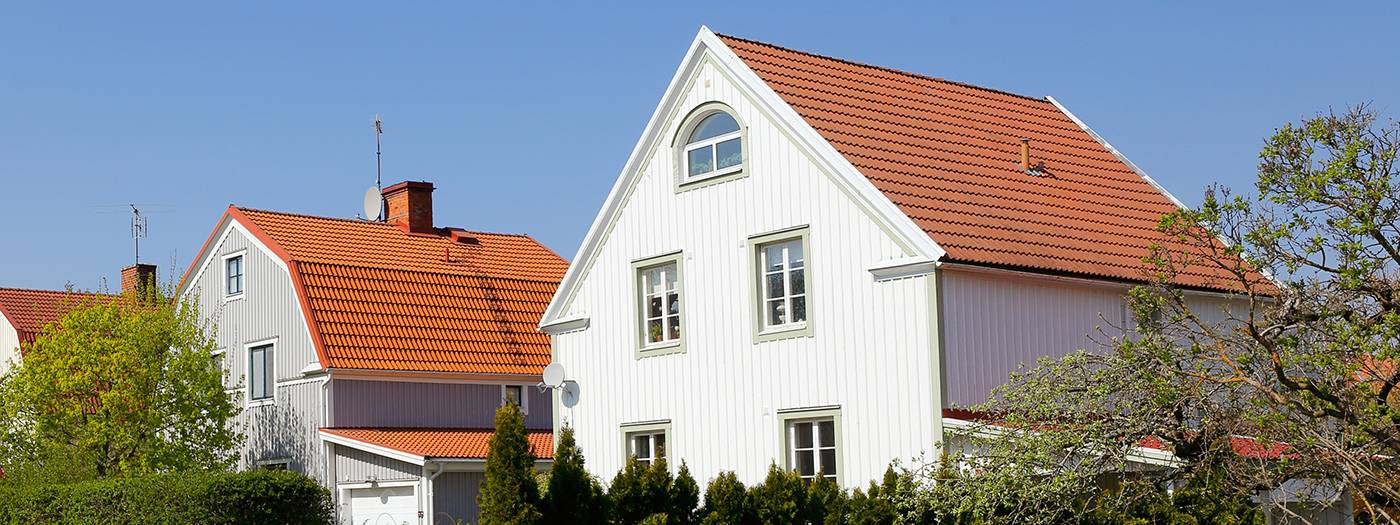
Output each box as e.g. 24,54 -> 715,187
682,111 -> 743,181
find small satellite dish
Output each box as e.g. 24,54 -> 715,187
362,187 -> 383,221
542,363 -> 566,388
561,380 -> 580,408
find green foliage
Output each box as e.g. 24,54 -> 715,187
478,403 -> 542,525
543,427 -> 608,525
698,471 -> 749,525
608,457 -> 676,524
0,470 -> 332,525
805,473 -> 847,525
747,464 -> 808,524
0,290 -> 239,478
670,462 -> 700,525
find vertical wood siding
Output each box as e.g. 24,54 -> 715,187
332,379 -> 552,430
433,472 -> 485,525
182,225 -> 326,482
333,445 -> 420,482
0,320 -> 18,376
552,55 -> 938,489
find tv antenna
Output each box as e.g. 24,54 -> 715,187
370,114 -> 385,221
130,204 -> 148,264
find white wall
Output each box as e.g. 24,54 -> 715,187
181,220 -> 327,483
0,318 -> 19,376
551,52 -> 939,488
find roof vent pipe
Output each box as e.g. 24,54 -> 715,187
1019,138 -> 1044,176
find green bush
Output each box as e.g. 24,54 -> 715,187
543,427 -> 609,524
698,471 -> 750,524
478,403 -> 542,525
748,465 -> 808,524
609,457 -> 678,524
0,470 -> 332,525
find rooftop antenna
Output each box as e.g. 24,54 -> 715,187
130,204 -> 148,264
374,115 -> 384,220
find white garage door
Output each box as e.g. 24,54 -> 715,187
348,485 -> 418,525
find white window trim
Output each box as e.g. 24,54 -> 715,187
501,384 -> 529,415
749,226 -> 814,342
777,406 -> 842,484
255,457 -> 291,470
221,250 -> 248,302
245,337 -> 277,408
620,420 -> 672,467
682,129 -> 743,182
631,252 -> 686,358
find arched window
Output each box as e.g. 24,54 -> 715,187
683,111 -> 743,179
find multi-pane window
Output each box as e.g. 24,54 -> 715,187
760,238 -> 806,328
788,418 -> 837,481
628,431 -> 667,466
683,112 -> 742,180
502,385 -> 524,409
248,343 -> 273,402
225,255 -> 244,296
640,262 -> 681,346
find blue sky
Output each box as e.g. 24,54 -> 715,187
1,2 -> 1395,290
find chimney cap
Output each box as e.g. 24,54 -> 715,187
382,180 -> 435,193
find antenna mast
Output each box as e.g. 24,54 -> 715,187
130,204 -> 148,264
374,115 -> 384,221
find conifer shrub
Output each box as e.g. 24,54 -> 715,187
542,427 -> 609,525
477,403 -> 542,525
698,471 -> 750,524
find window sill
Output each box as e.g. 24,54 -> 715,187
246,399 -> 274,409
755,323 -> 812,343
223,293 -> 245,303
677,166 -> 745,192
636,341 -> 686,359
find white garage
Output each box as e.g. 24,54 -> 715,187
345,483 -> 420,525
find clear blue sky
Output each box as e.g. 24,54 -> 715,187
2,2 -> 1395,290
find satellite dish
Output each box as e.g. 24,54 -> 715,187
362,187 -> 383,221
542,363 -> 566,388
561,380 -> 580,408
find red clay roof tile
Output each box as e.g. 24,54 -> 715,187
319,427 -> 553,460
0,288 -> 107,344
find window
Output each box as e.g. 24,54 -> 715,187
750,227 -> 811,341
632,253 -> 685,357
779,408 -> 840,482
248,343 -> 274,403
224,253 -> 244,297
683,112 -> 742,180
501,384 -> 528,414
256,458 -> 290,471
621,421 -> 671,467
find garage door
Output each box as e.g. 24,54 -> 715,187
348,485 -> 418,525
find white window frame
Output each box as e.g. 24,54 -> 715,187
778,407 -> 841,483
222,250 -> 247,301
631,252 -> 686,358
501,384 -> 529,415
682,128 -> 743,181
245,338 -> 277,407
621,420 -> 672,467
750,227 -> 813,342
255,457 -> 291,471
673,103 -> 748,191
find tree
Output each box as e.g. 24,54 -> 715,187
933,106 -> 1400,523
698,471 -> 749,525
670,462 -> 700,525
0,287 -> 239,479
478,403 -> 542,525
543,427 -> 608,524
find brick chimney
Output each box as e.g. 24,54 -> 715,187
121,263 -> 158,299
383,181 -> 435,234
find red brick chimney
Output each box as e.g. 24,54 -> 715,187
383,181 -> 435,234
121,263 -> 158,299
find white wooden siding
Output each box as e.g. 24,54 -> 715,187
433,472 -> 485,525
0,319 -> 19,376
181,222 -> 326,482
333,445 -> 420,482
552,55 -> 939,489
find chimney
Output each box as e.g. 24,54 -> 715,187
121,263 -> 158,299
383,181 -> 435,234
1019,137 -> 1031,170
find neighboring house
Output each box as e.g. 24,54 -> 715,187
0,264 -> 155,375
176,181 -> 567,525
537,26 -> 1303,505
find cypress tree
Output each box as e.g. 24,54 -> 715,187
669,462 -> 700,525
478,403 -> 541,525
543,427 -> 608,524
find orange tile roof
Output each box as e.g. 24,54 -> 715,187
320,427 -> 554,460
205,206 -> 568,375
0,288 -> 107,344
719,34 -> 1257,291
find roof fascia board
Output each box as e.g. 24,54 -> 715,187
329,368 -> 543,384
867,256 -> 938,281
319,431 -> 426,466
539,314 -> 590,334
939,262 -> 1248,300
539,26 -> 945,326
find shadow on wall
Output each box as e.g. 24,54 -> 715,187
242,387 -> 321,482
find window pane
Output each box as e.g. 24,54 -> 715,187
250,348 -> 266,400
768,299 -> 786,326
818,420 -> 835,447
787,242 -> 804,267
648,319 -> 663,343
794,422 -> 814,448
716,137 -> 742,169
634,435 -> 651,459
796,451 -> 816,477
689,113 -> 740,142
263,346 -> 275,397
667,315 -> 680,340
688,146 -> 713,176
764,245 -> 785,272
663,265 -> 677,290
791,296 -> 807,323
820,449 -> 837,477
667,292 -> 680,315
766,273 -> 784,300
654,434 -> 666,460
789,269 -> 804,294
648,296 -> 663,318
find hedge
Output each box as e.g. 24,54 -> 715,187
0,470 -> 333,525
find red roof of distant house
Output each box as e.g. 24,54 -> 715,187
0,288 -> 106,344
319,427 -> 554,460
719,34 -> 1261,292
183,206 -> 568,375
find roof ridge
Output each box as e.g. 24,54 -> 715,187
235,206 -> 543,240
296,259 -> 564,285
714,32 -> 1051,105
0,287 -> 105,296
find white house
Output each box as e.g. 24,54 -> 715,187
177,181 -> 566,525
538,27 -> 1278,494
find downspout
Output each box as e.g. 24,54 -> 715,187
424,462 -> 445,525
